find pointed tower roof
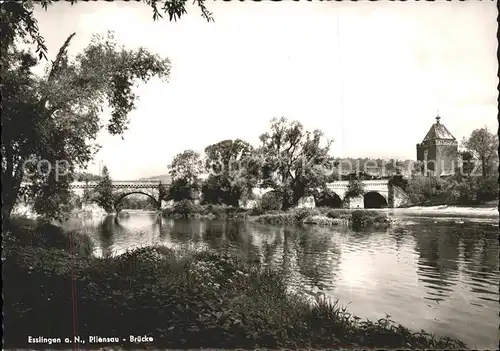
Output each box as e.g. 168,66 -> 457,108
422,115 -> 456,142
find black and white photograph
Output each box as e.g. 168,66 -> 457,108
2,0 -> 499,349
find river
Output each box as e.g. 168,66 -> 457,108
63,210 -> 499,349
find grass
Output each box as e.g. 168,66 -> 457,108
3,219 -> 467,349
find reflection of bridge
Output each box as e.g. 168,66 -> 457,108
69,181 -> 164,209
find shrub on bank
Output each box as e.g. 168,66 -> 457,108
253,208 -> 359,227
3,221 -> 467,349
261,191 -> 283,211
351,210 -> 390,231
162,201 -> 248,219
251,208 -> 320,225
319,208 -> 351,220
302,215 -> 344,226
293,208 -> 320,222
3,218 -> 93,258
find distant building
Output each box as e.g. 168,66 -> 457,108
416,115 -> 458,176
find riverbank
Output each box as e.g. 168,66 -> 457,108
162,199 -> 498,225
10,202 -> 108,221
392,204 -> 498,218
3,218 -> 467,349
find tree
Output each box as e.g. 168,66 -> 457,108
82,179 -> 92,204
463,127 -> 499,178
457,151 -> 475,178
202,139 -> 255,206
259,117 -> 335,209
1,0 -> 213,223
388,173 -> 408,191
205,139 -> 253,174
201,174 -> 237,206
167,150 -> 203,201
1,31 -> 171,222
75,172 -> 101,182
344,177 -> 365,200
95,166 -> 114,213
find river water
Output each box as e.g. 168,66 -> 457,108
64,210 -> 499,349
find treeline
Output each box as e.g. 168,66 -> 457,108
404,172 -> 498,206
74,172 -> 102,182
164,117 -> 338,210
163,118 -> 498,209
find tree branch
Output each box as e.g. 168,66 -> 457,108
48,32 -> 76,81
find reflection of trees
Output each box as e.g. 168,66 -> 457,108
294,226 -> 340,291
169,219 -> 198,242
413,222 -> 472,301
97,216 -> 116,256
224,221 -> 245,244
460,223 -> 499,284
456,223 -> 500,301
392,229 -> 404,260
159,218 -> 175,240
478,235 -> 499,273
227,221 -> 262,264
262,226 -> 282,266
281,228 -> 297,285
201,220 -> 226,251
224,222 -> 281,266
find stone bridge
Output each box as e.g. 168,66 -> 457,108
68,181 -> 164,209
252,180 -> 410,209
21,179 -> 410,210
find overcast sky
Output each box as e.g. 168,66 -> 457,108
33,1 -> 498,180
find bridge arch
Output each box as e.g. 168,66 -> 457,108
315,191 -> 343,208
363,191 -> 388,209
115,191 -> 159,210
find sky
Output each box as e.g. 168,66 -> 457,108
33,1 -> 498,180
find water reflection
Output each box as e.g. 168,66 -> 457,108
64,213 -> 499,349
98,216 -> 115,257
414,223 -> 460,302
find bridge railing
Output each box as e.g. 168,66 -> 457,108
327,180 -> 389,188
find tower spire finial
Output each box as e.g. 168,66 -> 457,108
436,111 -> 441,124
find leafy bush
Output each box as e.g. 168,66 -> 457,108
249,205 -> 265,216
254,212 -> 295,225
351,210 -> 389,231
169,200 -> 203,217
4,219 -> 93,258
326,210 -> 340,218
406,175 -> 498,206
344,179 -> 365,199
302,216 -> 343,226
205,204 -> 247,218
261,191 -> 283,211
163,202 -> 248,219
292,208 -> 319,222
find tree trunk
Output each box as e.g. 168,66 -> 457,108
2,188 -> 18,231
481,156 -> 487,178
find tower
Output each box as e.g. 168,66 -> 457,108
416,115 -> 458,176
